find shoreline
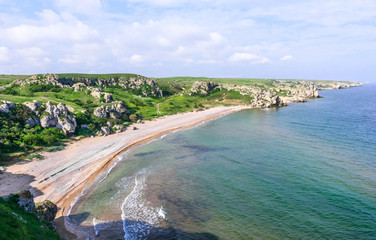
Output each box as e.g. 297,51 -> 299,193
1,105 -> 249,239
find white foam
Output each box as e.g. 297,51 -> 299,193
120,170 -> 165,240
158,206 -> 167,219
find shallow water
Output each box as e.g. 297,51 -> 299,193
69,84 -> 376,239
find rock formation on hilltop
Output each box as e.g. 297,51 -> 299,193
5,73 -> 163,98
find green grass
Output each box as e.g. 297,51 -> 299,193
0,196 -> 60,240
0,75 -> 30,86
154,76 -> 274,88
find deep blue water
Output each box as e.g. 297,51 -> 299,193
70,84 -> 376,240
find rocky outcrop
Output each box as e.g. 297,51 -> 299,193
0,101 -> 16,113
93,101 -> 129,119
25,116 -> 40,127
10,190 -> 57,222
119,76 -> 163,97
9,73 -> 163,98
41,102 -> 77,135
113,124 -> 126,133
72,82 -> 86,92
35,200 -> 58,222
89,87 -> 113,103
190,81 -> 221,95
24,100 -> 42,112
17,190 -> 36,213
97,126 -> 111,136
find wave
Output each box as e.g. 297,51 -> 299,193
121,170 -> 167,240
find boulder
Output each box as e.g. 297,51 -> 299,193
0,101 -> 16,113
56,115 -> 77,136
35,200 -> 57,222
40,115 -> 57,128
93,102 -> 129,119
113,124 -> 126,133
97,126 -> 111,136
93,106 -> 108,118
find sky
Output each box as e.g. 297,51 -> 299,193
0,0 -> 375,82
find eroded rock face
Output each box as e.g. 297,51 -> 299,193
72,82 -> 86,92
93,102 -> 129,119
89,87 -> 114,103
24,100 -> 42,112
190,81 -> 221,95
40,115 -> 57,128
35,200 -> 57,222
97,126 -> 111,136
41,102 -> 77,135
25,116 -> 40,127
56,115 -> 77,136
17,190 -> 36,213
0,101 -> 16,113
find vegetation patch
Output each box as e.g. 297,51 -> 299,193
0,196 -> 60,240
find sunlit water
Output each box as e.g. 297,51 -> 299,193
69,84 -> 376,240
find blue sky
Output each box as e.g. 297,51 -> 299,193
0,0 -> 375,82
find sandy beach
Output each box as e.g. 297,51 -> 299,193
0,106 -> 246,238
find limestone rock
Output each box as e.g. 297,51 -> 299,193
56,115 -> 77,136
35,200 -> 57,222
103,93 -> 113,103
24,100 -> 42,112
97,126 -> 111,136
25,116 -> 40,127
17,190 -> 35,213
93,102 -> 129,119
9,73 -> 163,98
40,115 -> 57,128
90,88 -> 103,98
0,101 -> 16,113
190,81 -> 220,95
72,83 -> 86,92
41,102 -> 77,135
113,124 -> 126,133
90,88 -> 113,103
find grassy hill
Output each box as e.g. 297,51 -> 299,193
0,73 -> 358,164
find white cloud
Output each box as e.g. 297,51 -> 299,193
280,55 -> 293,61
35,9 -> 61,23
130,54 -> 143,63
55,0 -> 102,15
229,53 -> 271,64
0,47 -> 9,62
14,47 -> 51,68
2,11 -> 99,46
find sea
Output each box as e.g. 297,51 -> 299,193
68,83 -> 376,240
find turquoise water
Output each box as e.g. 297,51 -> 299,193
70,84 -> 376,239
